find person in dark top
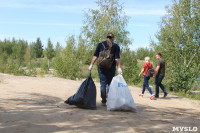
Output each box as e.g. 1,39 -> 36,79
153,53 -> 168,98
88,32 -> 122,106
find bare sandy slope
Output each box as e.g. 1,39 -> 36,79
0,73 -> 200,133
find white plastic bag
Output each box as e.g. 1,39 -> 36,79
107,75 -> 136,112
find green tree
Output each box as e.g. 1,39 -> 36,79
55,42 -> 62,57
53,35 -> 80,79
45,38 -> 55,71
136,47 -> 154,60
29,42 -> 37,59
10,39 -> 27,66
0,40 -> 9,72
151,0 -> 200,92
81,0 -> 132,49
77,35 -> 87,64
6,38 -> 14,56
34,37 -> 43,58
121,49 -> 140,85
24,45 -> 32,66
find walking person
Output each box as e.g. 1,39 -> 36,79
153,53 -> 168,98
139,56 -> 155,100
88,32 -> 122,106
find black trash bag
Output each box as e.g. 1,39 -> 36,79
64,73 -> 96,109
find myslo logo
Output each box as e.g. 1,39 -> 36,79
172,127 -> 198,132
118,82 -> 128,87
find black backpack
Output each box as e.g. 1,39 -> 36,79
97,43 -> 114,69
146,63 -> 155,77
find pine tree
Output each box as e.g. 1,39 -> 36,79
45,38 -> 55,71
35,37 -> 43,58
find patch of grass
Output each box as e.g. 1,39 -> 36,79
174,90 -> 200,101
38,69 -> 45,77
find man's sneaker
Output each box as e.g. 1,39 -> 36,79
164,92 -> 168,98
150,95 -> 155,100
101,103 -> 106,106
139,94 -> 143,97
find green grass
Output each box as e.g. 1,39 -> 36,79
174,90 -> 200,100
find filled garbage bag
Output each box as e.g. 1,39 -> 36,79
64,73 -> 96,109
107,75 -> 136,112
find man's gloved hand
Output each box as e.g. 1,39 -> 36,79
89,64 -> 93,71
118,68 -> 122,75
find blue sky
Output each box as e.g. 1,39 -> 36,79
0,0 -> 172,50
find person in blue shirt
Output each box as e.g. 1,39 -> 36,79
88,32 -> 122,106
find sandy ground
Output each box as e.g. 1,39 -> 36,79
0,73 -> 200,133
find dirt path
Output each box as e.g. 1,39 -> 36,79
0,73 -> 200,133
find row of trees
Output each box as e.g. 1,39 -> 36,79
135,47 -> 154,60
0,37 -> 55,75
151,0 -> 200,92
0,36 -> 141,80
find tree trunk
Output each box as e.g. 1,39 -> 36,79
48,59 -> 50,71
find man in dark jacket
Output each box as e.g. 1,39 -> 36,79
88,33 -> 122,105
